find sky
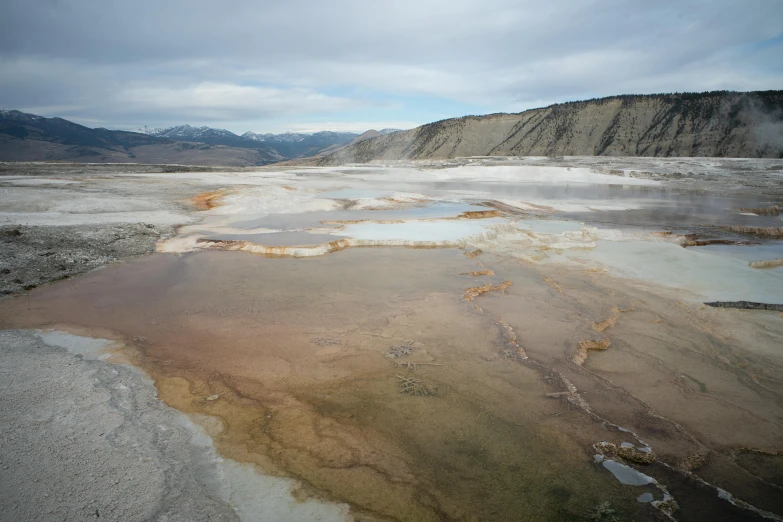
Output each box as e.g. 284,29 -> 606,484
1,0 -> 781,134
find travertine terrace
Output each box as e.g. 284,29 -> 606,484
1,157 -> 782,521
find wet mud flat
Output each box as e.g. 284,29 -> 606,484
1,248 -> 659,521
1,246 -> 782,521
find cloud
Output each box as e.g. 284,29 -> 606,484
0,0 -> 781,132
116,83 -> 361,120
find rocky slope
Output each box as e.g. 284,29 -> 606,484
349,129 -> 382,144
318,91 -> 783,164
308,129 -> 403,158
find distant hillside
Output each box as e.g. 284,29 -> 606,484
1,110 -> 164,150
0,111 -> 371,165
347,129 -> 402,146
306,128 -> 403,158
318,91 -> 783,164
351,130 -> 382,144
0,110 -> 282,166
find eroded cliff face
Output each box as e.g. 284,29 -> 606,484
319,91 -> 783,164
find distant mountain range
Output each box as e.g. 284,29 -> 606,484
136,125 -> 400,159
318,91 -> 783,164
0,110 -> 401,166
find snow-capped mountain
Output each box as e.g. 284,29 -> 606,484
242,131 -> 309,143
1,109 -> 46,122
135,125 -> 161,135
134,124 -> 281,153
138,124 -> 240,141
241,131 -> 270,142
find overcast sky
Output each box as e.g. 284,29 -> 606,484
1,0 -> 781,134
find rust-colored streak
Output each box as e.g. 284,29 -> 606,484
682,239 -> 751,247
572,338 -> 612,366
593,307 -> 620,333
463,280 -> 512,301
542,277 -> 563,294
456,210 -> 502,220
196,238 -> 352,257
189,190 -> 227,210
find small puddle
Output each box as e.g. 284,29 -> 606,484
694,241 -> 783,263
601,460 -> 656,486
337,218 -> 508,241
637,492 -> 655,503
227,202 -> 480,230
565,240 -> 783,302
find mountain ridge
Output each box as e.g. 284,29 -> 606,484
138,125 -> 361,158
317,91 -> 783,164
